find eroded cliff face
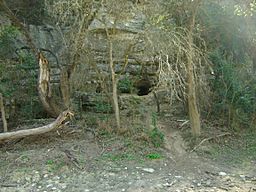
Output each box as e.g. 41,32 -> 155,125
5,0 -> 45,25
0,1 -> 160,116
1,2 -> 155,81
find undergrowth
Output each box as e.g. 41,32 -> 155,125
192,128 -> 256,167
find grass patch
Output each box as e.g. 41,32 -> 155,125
45,159 -> 65,172
145,153 -> 162,160
101,153 -> 136,162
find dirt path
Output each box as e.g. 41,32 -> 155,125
0,121 -> 255,192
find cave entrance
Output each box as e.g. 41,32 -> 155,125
136,78 -> 152,96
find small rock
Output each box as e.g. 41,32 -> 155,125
163,182 -> 172,187
108,172 -> 116,176
218,172 -> 227,176
228,183 -> 235,188
60,184 -> 67,189
205,180 -> 212,187
46,183 -> 53,188
239,175 -> 246,180
32,173 -> 41,182
25,176 -> 31,182
53,176 -> 60,180
142,168 -> 155,173
174,175 -> 182,179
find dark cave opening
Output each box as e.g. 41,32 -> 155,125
136,78 -> 152,96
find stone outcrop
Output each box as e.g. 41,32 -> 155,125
0,3 -> 163,116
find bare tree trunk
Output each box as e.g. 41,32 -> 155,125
60,69 -> 71,108
108,40 -> 121,130
0,93 -> 8,132
187,0 -> 201,137
38,52 -> 61,117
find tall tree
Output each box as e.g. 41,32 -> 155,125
142,0 -> 209,136
186,0 -> 202,136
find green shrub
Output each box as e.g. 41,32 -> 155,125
0,26 -> 45,120
149,127 -> 164,147
0,26 -> 19,58
146,153 -> 162,159
118,76 -> 133,93
209,50 -> 256,129
95,100 -> 112,113
149,113 -> 164,147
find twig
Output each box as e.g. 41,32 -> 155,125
100,143 -> 106,155
179,120 -> 189,129
190,133 -> 231,152
63,149 -> 82,170
0,183 -> 18,187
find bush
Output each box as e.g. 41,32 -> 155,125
209,50 -> 256,129
0,26 -> 19,59
118,76 -> 133,93
0,32 -> 45,121
149,113 -> 164,147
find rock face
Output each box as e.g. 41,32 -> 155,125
5,0 -> 45,25
0,12 -> 64,83
0,3 -> 162,115
72,8 -> 158,96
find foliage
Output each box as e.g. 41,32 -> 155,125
146,153 -> 162,159
46,159 -> 65,172
0,25 -> 19,59
118,76 -> 133,93
149,128 -> 164,147
149,113 -> 164,147
0,26 -> 44,120
209,50 -> 256,129
15,52 -> 44,119
101,153 -> 135,162
95,100 -> 112,113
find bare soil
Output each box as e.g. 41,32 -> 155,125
0,117 -> 255,192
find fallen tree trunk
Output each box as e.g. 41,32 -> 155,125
0,110 -> 73,142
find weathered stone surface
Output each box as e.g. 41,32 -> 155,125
0,3 -> 161,115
